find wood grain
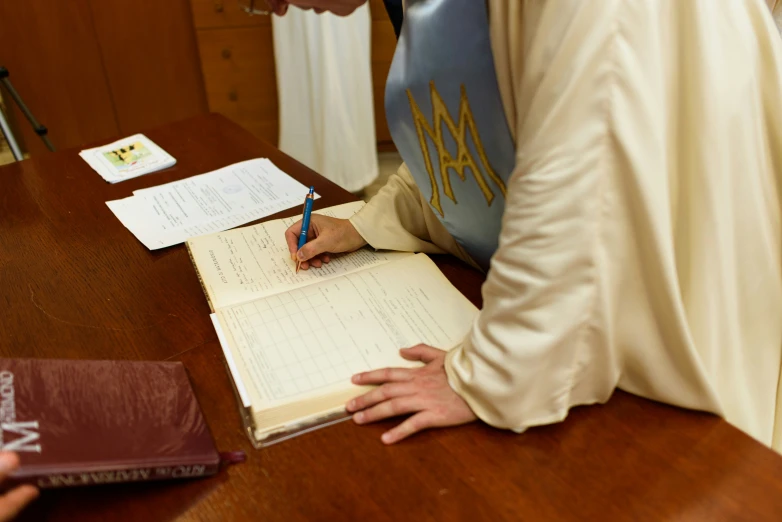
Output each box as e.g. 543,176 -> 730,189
4,113 -> 782,521
89,0 -> 209,134
0,0 -> 119,155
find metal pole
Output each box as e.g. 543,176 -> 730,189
0,66 -> 55,152
0,104 -> 24,161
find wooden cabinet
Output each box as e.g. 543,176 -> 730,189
195,26 -> 280,145
190,0 -> 279,145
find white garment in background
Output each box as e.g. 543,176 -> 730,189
272,4 -> 378,193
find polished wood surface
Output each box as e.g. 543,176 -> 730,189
3,114 -> 782,521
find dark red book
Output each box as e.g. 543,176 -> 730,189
0,358 -> 222,488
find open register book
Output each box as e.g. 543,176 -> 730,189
186,201 -> 479,447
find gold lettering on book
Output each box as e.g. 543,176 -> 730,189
406,81 -> 507,216
1,421 -> 41,453
38,468 -> 152,487
0,371 -> 42,453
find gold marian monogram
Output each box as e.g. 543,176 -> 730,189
406,81 -> 507,216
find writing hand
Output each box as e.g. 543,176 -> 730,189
284,215 -> 367,270
0,453 -> 38,522
346,345 -> 477,444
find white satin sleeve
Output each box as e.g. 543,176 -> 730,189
445,1 -> 621,431
350,162 -> 476,266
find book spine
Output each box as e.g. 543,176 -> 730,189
185,240 -> 216,313
7,461 -> 220,489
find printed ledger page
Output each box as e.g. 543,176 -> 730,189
216,254 -> 478,411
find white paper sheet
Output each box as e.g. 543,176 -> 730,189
106,158 -> 318,250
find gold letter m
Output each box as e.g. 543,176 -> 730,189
406,81 -> 507,217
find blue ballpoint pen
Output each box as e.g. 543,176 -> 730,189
296,186 -> 315,273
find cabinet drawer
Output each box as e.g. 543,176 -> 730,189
196,26 -> 279,144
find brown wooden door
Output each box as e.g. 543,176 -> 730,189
0,0 -> 207,156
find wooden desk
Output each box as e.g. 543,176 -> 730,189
3,114 -> 782,521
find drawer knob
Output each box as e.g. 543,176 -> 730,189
222,49 -> 232,59
229,89 -> 238,101
214,1 -> 224,13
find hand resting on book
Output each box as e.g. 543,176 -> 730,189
0,452 -> 38,522
345,345 -> 477,444
285,215 -> 367,271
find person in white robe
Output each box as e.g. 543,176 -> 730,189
269,0 -> 782,452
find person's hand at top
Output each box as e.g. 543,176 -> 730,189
264,0 -> 368,16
